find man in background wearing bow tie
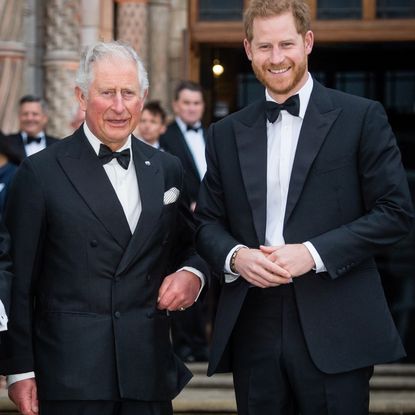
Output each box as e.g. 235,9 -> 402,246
4,95 -> 59,164
195,1 -> 413,414
0,41 -> 209,415
160,81 -> 210,364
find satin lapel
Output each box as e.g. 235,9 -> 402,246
284,85 -> 342,226
234,101 -> 268,244
57,131 -> 132,249
116,139 -> 163,275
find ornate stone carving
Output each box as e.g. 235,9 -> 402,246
0,0 -> 26,133
116,1 -> 148,65
43,0 -> 81,137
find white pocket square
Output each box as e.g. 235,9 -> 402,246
163,187 -> 180,205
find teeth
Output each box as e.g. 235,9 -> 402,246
269,68 -> 289,74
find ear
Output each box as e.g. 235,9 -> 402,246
304,30 -> 314,55
139,90 -> 149,112
160,124 -> 167,135
75,86 -> 87,112
244,38 -> 253,61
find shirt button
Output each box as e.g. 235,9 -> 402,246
114,311 -> 121,319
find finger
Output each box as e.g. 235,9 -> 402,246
31,384 -> 38,414
259,245 -> 281,254
159,284 -> 182,310
157,276 -> 173,302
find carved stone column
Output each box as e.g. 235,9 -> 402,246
0,0 -> 26,133
168,0 -> 188,109
80,0 -> 100,48
148,0 -> 171,106
43,0 -> 81,138
116,0 -> 148,65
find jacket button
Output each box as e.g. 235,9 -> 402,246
114,311 -> 121,319
90,240 -> 98,247
146,274 -> 151,281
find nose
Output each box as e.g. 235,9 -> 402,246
269,47 -> 284,65
112,92 -> 125,113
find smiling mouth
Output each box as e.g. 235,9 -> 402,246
107,119 -> 128,126
268,67 -> 290,74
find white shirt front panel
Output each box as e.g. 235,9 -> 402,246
265,75 -> 313,246
84,123 -> 141,233
176,117 -> 207,180
22,131 -> 47,157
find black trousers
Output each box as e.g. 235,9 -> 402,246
231,285 -> 373,415
39,400 -> 172,415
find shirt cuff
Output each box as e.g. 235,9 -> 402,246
7,372 -> 36,388
178,266 -> 205,302
303,241 -> 327,273
0,300 -> 8,331
224,244 -> 247,283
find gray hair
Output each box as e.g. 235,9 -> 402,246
75,41 -> 149,98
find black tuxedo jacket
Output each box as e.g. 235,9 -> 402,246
195,80 -> 413,376
4,132 -> 59,164
0,128 -> 209,401
0,222 -> 12,316
160,121 -> 205,204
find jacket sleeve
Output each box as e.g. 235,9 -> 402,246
310,101 -> 414,279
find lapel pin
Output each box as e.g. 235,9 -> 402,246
145,161 -> 151,166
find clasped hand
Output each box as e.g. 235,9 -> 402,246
234,244 -> 315,288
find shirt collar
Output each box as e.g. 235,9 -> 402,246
265,72 -> 313,119
83,122 -> 132,156
21,131 -> 45,142
176,116 -> 202,134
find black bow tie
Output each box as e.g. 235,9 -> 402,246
186,124 -> 201,133
265,94 -> 300,123
27,135 -> 42,144
98,144 -> 131,170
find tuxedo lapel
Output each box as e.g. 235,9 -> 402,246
173,122 -> 200,180
234,101 -> 268,245
57,131 -> 132,249
116,138 -> 164,275
284,82 -> 342,225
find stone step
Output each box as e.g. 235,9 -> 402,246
1,365 -> 415,414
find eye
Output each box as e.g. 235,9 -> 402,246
101,90 -> 114,97
122,90 -> 136,99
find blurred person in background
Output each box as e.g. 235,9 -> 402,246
4,95 -> 59,164
136,100 -> 167,149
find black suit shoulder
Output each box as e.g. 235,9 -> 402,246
159,121 -> 182,150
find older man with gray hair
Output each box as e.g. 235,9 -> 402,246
0,41 -> 208,415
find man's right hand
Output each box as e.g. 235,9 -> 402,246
234,248 -> 292,288
8,378 -> 38,415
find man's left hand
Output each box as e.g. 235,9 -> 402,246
157,270 -> 201,311
260,244 -> 315,277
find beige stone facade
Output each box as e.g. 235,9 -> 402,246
0,0 -> 188,137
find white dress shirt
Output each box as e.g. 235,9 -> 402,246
176,117 -> 207,180
85,124 -> 141,233
8,124 -> 205,386
21,131 -> 47,157
225,74 -> 326,280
